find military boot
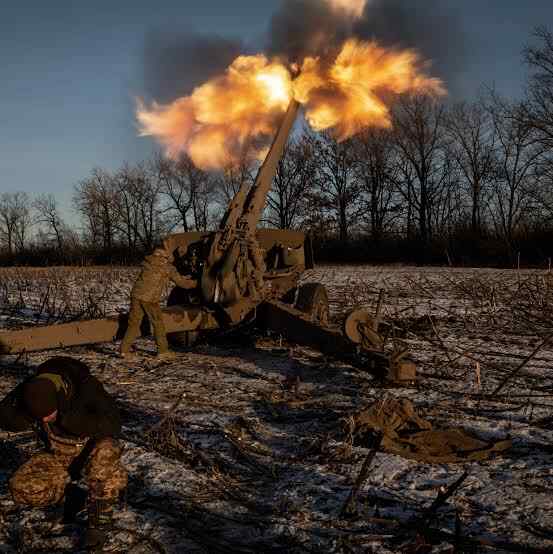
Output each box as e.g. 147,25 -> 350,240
63,483 -> 88,524
84,498 -> 115,551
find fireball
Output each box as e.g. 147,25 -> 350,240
137,20 -> 446,169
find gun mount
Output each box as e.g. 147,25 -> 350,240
0,99 -> 415,383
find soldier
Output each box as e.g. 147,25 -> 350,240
120,245 -> 196,359
0,356 -> 127,550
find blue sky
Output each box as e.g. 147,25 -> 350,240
1,1 -> 553,222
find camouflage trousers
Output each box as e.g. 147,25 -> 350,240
121,298 -> 169,354
9,430 -> 128,508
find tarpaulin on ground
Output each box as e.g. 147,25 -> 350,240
348,398 -> 511,463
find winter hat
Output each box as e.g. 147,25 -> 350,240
22,377 -> 58,419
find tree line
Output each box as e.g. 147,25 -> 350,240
2,28 -> 553,267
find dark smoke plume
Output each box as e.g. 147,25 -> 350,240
143,1 -> 466,100
143,31 -> 246,102
267,0 -> 466,94
266,0 -> 353,62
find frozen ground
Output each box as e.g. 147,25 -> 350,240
1,265 -> 553,553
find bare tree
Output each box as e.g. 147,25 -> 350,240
113,162 -> 168,252
265,135 -> 315,229
33,193 -> 67,252
308,131 -> 361,241
446,101 -> 496,235
486,94 -> 545,248
530,159 -> 553,220
0,192 -> 31,254
428,151 -> 465,239
522,27 -> 553,149
392,94 -> 446,245
112,164 -> 139,251
353,128 -> 401,242
395,158 -> 417,239
521,27 -> 553,224
191,176 -> 217,231
215,155 -> 255,207
154,153 -> 215,232
73,168 -> 118,251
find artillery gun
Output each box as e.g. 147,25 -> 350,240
0,100 -> 415,382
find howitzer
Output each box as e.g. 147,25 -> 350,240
0,99 -> 415,382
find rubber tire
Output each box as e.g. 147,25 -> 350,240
295,283 -> 330,326
166,287 -> 201,348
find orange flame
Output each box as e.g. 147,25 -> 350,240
137,55 -> 292,169
296,39 -> 446,140
137,39 -> 445,169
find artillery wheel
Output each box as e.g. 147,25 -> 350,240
296,283 -> 329,326
343,308 -> 383,349
166,287 -> 201,349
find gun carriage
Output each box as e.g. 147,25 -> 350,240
0,100 -> 415,382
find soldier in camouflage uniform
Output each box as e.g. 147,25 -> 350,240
120,246 -> 196,359
0,356 -> 126,550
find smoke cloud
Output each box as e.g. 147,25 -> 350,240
266,0 -> 354,62
143,31 -> 246,102
142,0 -> 466,105
353,0 -> 466,96
267,0 -> 465,94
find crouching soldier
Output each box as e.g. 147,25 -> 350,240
120,245 -> 196,359
0,356 -> 127,550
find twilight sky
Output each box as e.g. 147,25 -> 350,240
1,1 -> 552,221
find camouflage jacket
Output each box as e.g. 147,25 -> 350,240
0,356 -> 121,440
131,254 -> 196,304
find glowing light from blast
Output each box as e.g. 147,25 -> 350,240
137,38 -> 446,169
256,72 -> 290,106
327,0 -> 367,19
296,39 -> 446,140
136,55 -> 292,169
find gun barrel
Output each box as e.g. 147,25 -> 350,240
240,99 -> 300,231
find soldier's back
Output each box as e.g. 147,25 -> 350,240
131,257 -> 170,303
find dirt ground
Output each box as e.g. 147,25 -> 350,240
2,264 -> 553,553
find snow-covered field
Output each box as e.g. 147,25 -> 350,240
2,264 -> 553,553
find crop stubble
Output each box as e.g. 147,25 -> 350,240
1,265 -> 553,552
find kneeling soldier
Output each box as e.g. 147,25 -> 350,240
0,356 -> 127,550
